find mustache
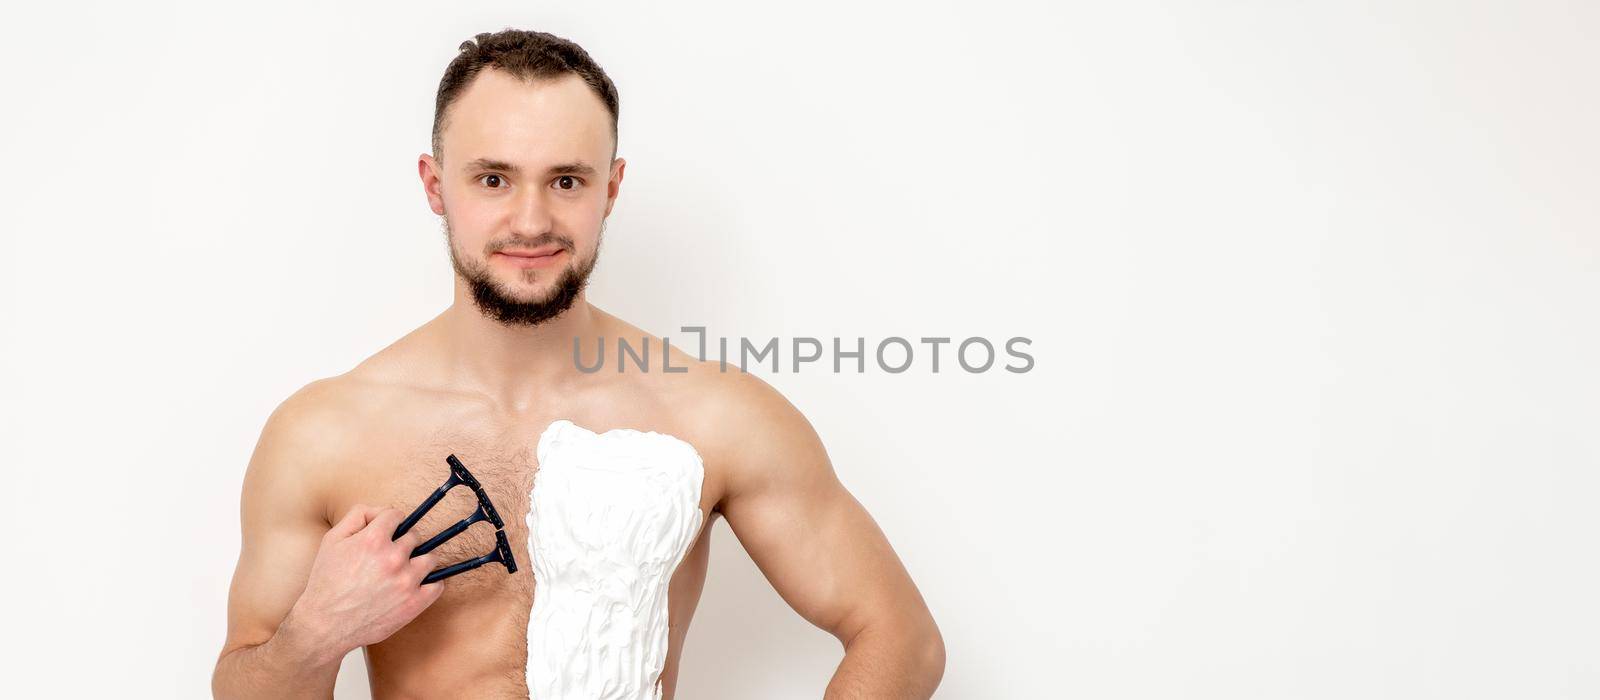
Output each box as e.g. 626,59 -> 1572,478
486,233 -> 575,255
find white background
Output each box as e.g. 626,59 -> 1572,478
2,1 -> 1596,698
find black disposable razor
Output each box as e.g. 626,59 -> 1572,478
411,496 -> 505,557
422,530 -> 518,584
392,454 -> 485,540
393,454 -> 518,584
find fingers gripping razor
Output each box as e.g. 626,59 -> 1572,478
392,454 -> 518,584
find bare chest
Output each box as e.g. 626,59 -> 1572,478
324,411 -> 721,696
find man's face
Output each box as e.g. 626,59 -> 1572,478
421,69 -> 623,326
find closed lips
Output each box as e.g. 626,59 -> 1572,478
499,247 -> 562,258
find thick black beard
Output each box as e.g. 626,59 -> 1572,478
446,224 -> 602,327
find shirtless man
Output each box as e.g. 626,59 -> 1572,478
211,29 -> 944,699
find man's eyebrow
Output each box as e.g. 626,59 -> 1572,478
465,157 -> 520,173
464,158 -> 598,177
548,162 -> 598,176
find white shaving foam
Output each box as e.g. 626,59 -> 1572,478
526,419 -> 706,699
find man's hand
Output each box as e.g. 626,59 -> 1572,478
283,505 -> 445,662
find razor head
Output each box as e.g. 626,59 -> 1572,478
479,495 -> 505,529
448,455 -> 503,528
446,454 -> 481,491
493,529 -> 518,574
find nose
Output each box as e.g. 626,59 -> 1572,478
508,184 -> 554,239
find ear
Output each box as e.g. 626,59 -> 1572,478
419,153 -> 446,216
603,157 -> 627,218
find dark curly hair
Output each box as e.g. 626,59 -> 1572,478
431,29 -> 620,162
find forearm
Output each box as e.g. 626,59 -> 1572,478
212,608 -> 346,699
824,623 -> 946,699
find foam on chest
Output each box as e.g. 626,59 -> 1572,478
525,418 -> 706,700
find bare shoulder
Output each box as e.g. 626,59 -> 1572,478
595,309 -> 804,429
264,331 -> 431,454
607,320 -> 812,443
590,310 -> 832,508
668,360 -> 834,512
262,376 -> 364,448
689,365 -> 811,443
243,373 -> 376,524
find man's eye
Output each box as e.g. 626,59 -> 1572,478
553,175 -> 582,191
479,174 -> 506,189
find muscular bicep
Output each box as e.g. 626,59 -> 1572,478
219,388 -> 339,657
717,380 -> 932,646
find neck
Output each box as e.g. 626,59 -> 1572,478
435,279 -> 602,412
